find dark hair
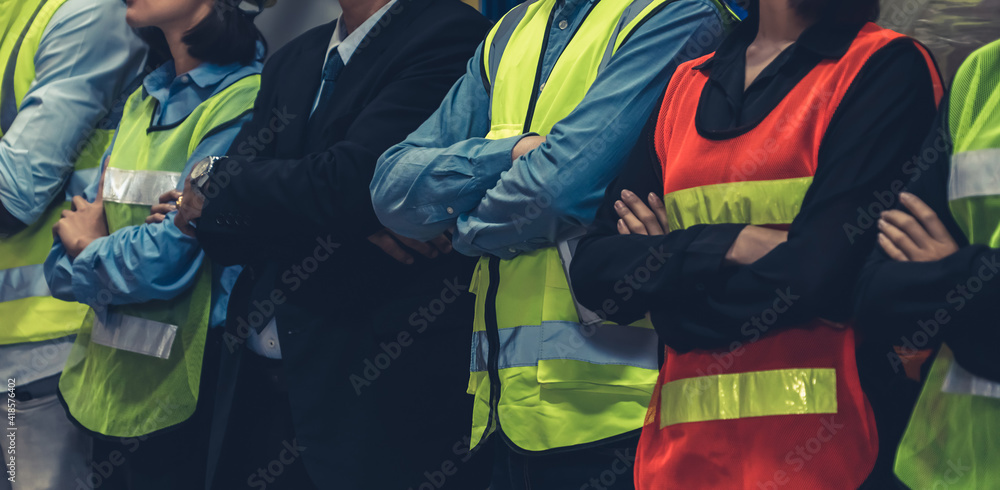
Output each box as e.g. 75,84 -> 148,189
136,0 -> 268,69
183,0 -> 268,66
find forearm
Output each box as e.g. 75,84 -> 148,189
371,52 -> 515,242
453,1 -> 726,257
43,239 -> 78,302
69,218 -> 204,308
0,0 -> 145,225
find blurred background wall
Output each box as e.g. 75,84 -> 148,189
254,0 -> 999,82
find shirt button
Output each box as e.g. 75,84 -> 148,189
558,20 -> 568,30
268,340 -> 275,347
179,75 -> 190,83
508,248 -> 517,254
446,206 -> 455,215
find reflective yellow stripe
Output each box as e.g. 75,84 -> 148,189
663,176 -> 813,231
659,368 -> 837,427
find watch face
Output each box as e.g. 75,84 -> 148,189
191,157 -> 212,182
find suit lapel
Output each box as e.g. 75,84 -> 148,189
278,21 -> 335,152
323,0 -> 430,116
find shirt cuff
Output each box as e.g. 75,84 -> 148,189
679,224 -> 746,290
471,133 -> 535,181
70,235 -> 110,308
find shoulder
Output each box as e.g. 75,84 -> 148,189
267,21 -> 337,66
407,0 -> 491,39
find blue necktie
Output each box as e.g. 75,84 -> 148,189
313,47 -> 344,117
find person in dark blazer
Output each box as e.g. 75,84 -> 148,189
168,0 -> 492,488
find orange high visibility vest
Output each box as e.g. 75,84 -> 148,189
635,23 -> 943,489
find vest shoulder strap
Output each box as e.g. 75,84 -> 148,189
0,0 -> 51,134
949,39 -> 1000,151
481,0 -> 539,93
187,74 -> 260,155
481,0 -> 744,95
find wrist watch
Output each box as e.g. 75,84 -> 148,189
189,156 -> 226,197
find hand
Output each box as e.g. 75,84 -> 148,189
53,167 -> 110,259
878,192 -> 959,262
173,177 -> 205,237
367,228 -> 453,265
724,226 -> 788,265
512,135 -> 546,161
147,189 -> 181,224
615,190 -> 669,236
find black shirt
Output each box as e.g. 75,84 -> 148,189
569,16 -> 940,353
853,99 -> 1000,383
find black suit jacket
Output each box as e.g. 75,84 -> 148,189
197,1 -> 492,488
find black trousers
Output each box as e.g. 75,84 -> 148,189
491,435 -> 641,490
210,352 -> 316,490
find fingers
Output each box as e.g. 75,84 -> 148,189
621,189 -> 664,235
899,192 -> 951,242
881,209 -> 932,249
367,231 -> 414,265
617,219 -> 630,235
392,233 -> 439,259
429,234 -> 453,254
159,190 -> 182,204
61,209 -> 72,219
878,216 -> 919,260
614,200 -> 645,234
879,232 -> 909,262
151,203 -> 176,215
71,195 -> 87,211
146,213 -> 166,225
648,192 -> 669,233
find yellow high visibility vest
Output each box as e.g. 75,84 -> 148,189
469,0 -> 738,452
895,38 -> 1000,490
0,0 -> 116,344
58,75 -> 259,437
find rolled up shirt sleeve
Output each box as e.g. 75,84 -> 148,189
0,0 -> 145,225
452,0 -> 726,258
44,118 -> 247,309
370,48 -> 524,242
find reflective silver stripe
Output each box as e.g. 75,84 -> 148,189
470,320 -> 658,372
556,234 -> 604,326
91,311 -> 178,359
65,167 -> 101,200
102,167 -> 181,206
942,354 -> 1000,399
948,148 -> 1000,202
0,264 -> 51,303
597,0 -> 661,73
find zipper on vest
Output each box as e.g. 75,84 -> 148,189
484,255 -> 504,439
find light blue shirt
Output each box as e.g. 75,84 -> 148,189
371,0 -> 730,259
44,58 -> 262,332
0,0 -> 146,391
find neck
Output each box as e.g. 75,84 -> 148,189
754,0 -> 814,45
164,29 -> 202,75
159,3 -> 212,75
339,0 -> 391,35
